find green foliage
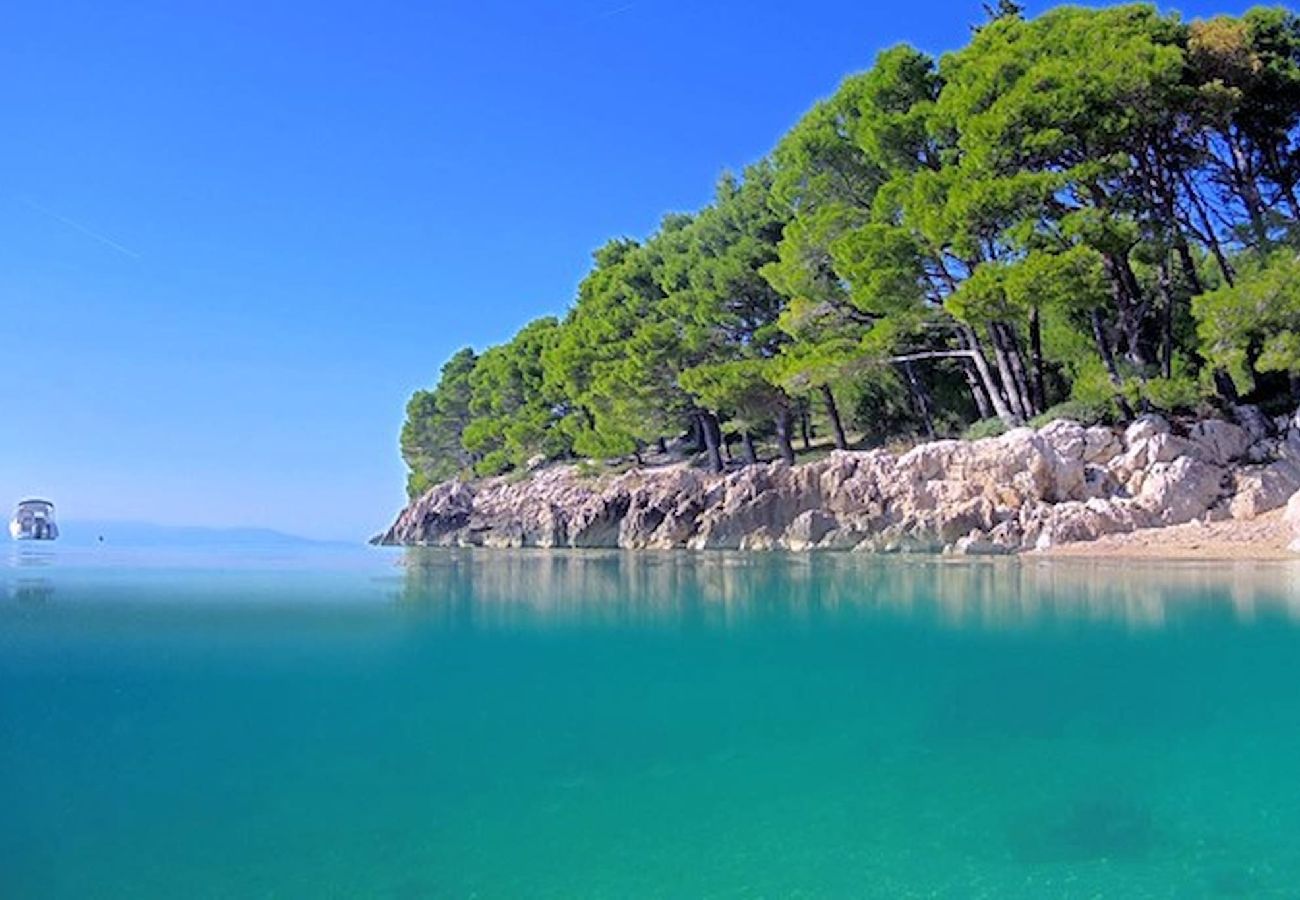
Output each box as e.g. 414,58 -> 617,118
400,348 -> 477,496
543,235 -> 683,458
1143,374 -> 1204,411
679,359 -> 788,431
842,367 -> 930,442
1028,400 -> 1113,428
963,417 -> 1010,440
460,318 -> 572,476
474,449 -> 514,478
399,3 -> 1300,492
1194,251 -> 1300,393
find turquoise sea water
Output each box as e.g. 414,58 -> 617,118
5,546 -> 1300,898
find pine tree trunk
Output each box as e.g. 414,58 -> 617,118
1157,255 -> 1175,380
1230,137 -> 1271,246
988,322 -> 1028,421
1213,369 -> 1239,404
820,384 -> 849,450
1175,238 -> 1203,295
903,361 -> 936,440
1028,307 -> 1046,415
700,412 -> 723,473
1181,172 -> 1235,286
742,432 -> 758,465
962,326 -> 1017,425
1280,178 -> 1300,223
956,327 -> 994,420
1101,251 -> 1152,369
999,321 -> 1038,417
800,410 -> 812,451
774,409 -> 796,465
1089,309 -> 1136,420
964,363 -> 993,420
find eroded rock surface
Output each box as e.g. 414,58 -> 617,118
376,412 -> 1300,554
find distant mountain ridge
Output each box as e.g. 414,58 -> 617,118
55,520 -> 343,548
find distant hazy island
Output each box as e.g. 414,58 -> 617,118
386,3 -> 1300,557
55,522 -> 337,549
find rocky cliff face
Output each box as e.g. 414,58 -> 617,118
377,411 -> 1300,554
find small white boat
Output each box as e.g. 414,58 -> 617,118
10,499 -> 58,541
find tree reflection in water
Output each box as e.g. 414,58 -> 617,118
396,549 -> 1300,632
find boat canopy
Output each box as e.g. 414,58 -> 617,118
10,499 -> 58,540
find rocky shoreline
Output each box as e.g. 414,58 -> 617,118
377,411 -> 1300,556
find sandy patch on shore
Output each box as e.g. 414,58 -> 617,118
1031,509 -> 1296,560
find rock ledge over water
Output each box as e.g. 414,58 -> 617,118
377,411 -> 1300,555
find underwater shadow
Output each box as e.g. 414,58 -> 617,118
1008,792 -> 1159,864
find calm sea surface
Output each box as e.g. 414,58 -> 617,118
4,544 -> 1300,898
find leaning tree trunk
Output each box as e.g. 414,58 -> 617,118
998,321 -> 1038,418
963,364 -> 993,420
988,322 -> 1028,421
1180,170 -> 1235,286
962,325 -> 1017,425
1230,137 -> 1271,247
1213,369 -> 1239,404
1278,176 -> 1300,224
820,384 -> 849,450
1175,239 -> 1203,295
956,327 -> 994,420
774,409 -> 797,465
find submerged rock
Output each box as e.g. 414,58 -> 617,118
376,413 -> 1300,554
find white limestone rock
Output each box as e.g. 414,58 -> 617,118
1230,460 -> 1300,520
1124,413 -> 1171,448
1188,419 -> 1249,466
1284,489 -> 1300,551
375,413 -> 1281,554
1135,457 -> 1227,525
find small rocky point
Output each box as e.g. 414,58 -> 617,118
377,408 -> 1300,555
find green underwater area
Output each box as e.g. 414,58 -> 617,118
3,548 -> 1300,898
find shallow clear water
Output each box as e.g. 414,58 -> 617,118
5,545 -> 1300,898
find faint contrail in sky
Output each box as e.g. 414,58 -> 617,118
592,3 -> 638,20
20,198 -> 141,259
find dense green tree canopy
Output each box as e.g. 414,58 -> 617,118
401,3 -> 1300,495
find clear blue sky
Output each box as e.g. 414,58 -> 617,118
0,0 -> 1255,540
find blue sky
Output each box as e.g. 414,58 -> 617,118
0,0 -> 1256,540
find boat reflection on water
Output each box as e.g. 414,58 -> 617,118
396,549 -> 1300,632
7,577 -> 53,605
